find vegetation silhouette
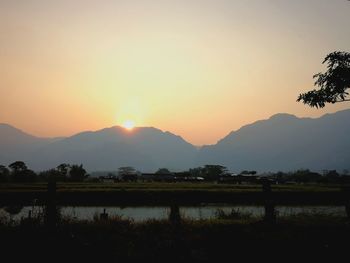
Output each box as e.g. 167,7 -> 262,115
0,165 -> 10,182
1,167 -> 350,260
69,164 -> 89,182
155,168 -> 172,174
1,207 -> 350,261
1,160 -> 350,184
298,51 -> 350,108
8,161 -> 36,183
189,165 -> 227,181
118,166 -> 138,182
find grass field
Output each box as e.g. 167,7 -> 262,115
1,182 -> 349,206
1,214 -> 350,261
0,182 -> 346,192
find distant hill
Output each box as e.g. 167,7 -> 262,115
0,125 -> 197,172
197,109 -> 350,172
1,109 -> 350,172
0,124 -> 58,165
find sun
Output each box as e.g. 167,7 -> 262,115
122,120 -> 135,131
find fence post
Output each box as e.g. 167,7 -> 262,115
169,204 -> 181,224
346,203 -> 350,219
262,180 -> 276,224
100,208 -> 109,220
46,178 -> 57,229
343,187 -> 350,220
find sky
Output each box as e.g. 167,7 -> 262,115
0,0 -> 349,145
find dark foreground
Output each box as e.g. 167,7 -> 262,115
1,216 -> 350,261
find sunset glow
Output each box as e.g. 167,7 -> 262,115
122,120 -> 135,131
0,0 -> 349,145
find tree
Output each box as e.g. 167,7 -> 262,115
0,165 -> 10,182
188,165 -> 229,181
57,163 -> 70,177
297,51 -> 350,108
118,166 -> 138,182
9,161 -> 27,172
8,161 -> 37,183
201,165 -> 228,181
290,169 -> 322,183
155,168 -> 171,174
38,169 -> 65,182
19,169 -> 37,183
240,170 -> 257,175
69,164 -> 88,182
189,167 -> 202,176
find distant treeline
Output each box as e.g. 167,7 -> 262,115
0,161 -> 349,184
270,169 -> 350,184
0,162 -> 88,183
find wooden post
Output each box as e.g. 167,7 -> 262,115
169,204 -> 181,224
46,178 -> 57,229
262,179 -> 276,224
262,179 -> 271,193
343,187 -> 350,220
264,201 -> 276,224
100,208 -> 109,220
345,203 -> 350,219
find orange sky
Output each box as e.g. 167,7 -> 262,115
1,0 -> 349,145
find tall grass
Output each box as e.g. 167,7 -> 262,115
214,208 -> 253,220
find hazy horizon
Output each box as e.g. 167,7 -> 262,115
1,107 -> 350,172
1,108 -> 350,147
1,0 -> 350,145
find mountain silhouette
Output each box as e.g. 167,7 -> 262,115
197,109 -> 350,172
1,109 -> 350,172
0,123 -> 58,166
0,125 -> 196,172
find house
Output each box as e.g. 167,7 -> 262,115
154,173 -> 176,182
99,175 -> 119,183
140,173 -> 176,182
139,173 -> 156,182
219,173 -> 260,184
174,176 -> 205,182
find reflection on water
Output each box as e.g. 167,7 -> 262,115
0,205 -> 347,222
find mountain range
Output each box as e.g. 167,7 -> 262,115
1,109 -> 350,173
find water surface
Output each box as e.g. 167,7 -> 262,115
1,205 -> 346,222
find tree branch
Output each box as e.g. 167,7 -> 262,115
335,99 -> 350,103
